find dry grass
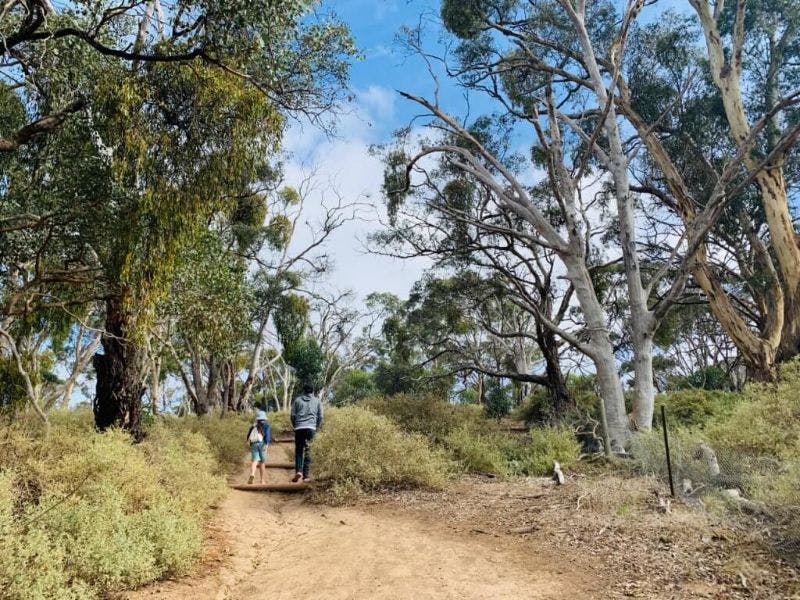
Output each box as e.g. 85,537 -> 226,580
369,470 -> 800,599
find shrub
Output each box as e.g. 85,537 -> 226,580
312,406 -> 448,501
0,410 -> 227,599
445,425 -> 509,475
627,429 -> 735,489
703,362 -> 800,536
0,472 -> 93,600
266,410 -> 293,435
654,389 -> 740,429
518,427 -> 581,476
513,374 -> 600,426
166,413 -> 251,470
142,424 -> 227,513
362,394 -> 484,444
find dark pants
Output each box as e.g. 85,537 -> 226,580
294,428 -> 315,478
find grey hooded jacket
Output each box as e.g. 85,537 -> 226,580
291,394 -> 323,431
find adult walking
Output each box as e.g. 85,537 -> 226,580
291,383 -> 323,483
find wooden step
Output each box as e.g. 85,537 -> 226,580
231,483 -> 310,493
263,462 -> 294,469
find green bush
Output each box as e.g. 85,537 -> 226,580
166,413 -> 251,470
332,369 -> 377,405
654,389 -> 740,429
630,360 -> 800,553
445,425 -> 509,475
513,374 -> 600,426
518,427 -> 581,476
362,394 -> 484,444
704,362 -> 800,525
484,380 -> 513,419
312,406 -> 448,502
0,410 -> 227,599
266,410 -> 292,435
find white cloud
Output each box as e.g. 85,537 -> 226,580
280,86 -> 430,303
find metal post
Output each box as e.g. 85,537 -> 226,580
661,404 -> 675,497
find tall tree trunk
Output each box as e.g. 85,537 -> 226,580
630,332 -> 655,429
239,317 -> 270,408
149,354 -> 161,416
691,0 -> 800,368
476,373 -> 485,405
563,256 -> 629,450
222,359 -> 238,412
93,294 -> 146,439
537,322 -> 571,419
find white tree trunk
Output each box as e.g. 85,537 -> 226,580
563,256 -> 630,449
631,333 -> 655,429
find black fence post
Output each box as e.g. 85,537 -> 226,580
661,404 -> 675,497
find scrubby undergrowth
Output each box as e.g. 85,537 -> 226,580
311,397 -> 581,503
0,411 -> 234,600
312,406 -> 449,503
630,360 -> 800,562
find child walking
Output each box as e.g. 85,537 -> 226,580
247,410 -> 272,484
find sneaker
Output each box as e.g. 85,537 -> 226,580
247,475 -> 254,484
291,472 -> 302,483
302,477 -> 312,483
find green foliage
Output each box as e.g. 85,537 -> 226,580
654,389 -> 740,429
441,0 -> 490,38
0,411 -> 226,598
445,425 -> 510,475
313,406 -> 448,502
265,214 -> 294,250
484,379 -> 513,419
266,410 -> 293,435
0,357 -> 26,413
631,361 -> 800,551
168,233 -> 254,356
332,369 -> 378,405
706,360 -> 800,458
167,413 -> 252,470
676,366 -> 732,391
362,394 -> 484,444
519,427 -> 581,476
284,337 -> 325,390
514,374 -> 599,426
629,429 -> 725,488
382,150 -> 411,223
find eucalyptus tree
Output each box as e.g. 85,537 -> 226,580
160,176 -> 359,414
387,0 -> 792,442
622,2 -> 800,378
0,1 -> 355,435
407,273 -> 564,409
0,0 -> 353,150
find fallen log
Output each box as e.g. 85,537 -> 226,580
231,483 -> 310,493
509,525 -> 539,534
722,489 -> 769,516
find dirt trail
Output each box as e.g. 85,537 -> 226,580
123,442 -> 590,600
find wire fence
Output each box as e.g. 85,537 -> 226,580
629,410 -> 800,565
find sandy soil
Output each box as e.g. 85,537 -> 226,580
121,442 -> 593,600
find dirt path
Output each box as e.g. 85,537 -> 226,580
122,441 -> 592,600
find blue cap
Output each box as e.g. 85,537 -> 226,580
256,410 -> 267,421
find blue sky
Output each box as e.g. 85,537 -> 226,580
284,0 -> 690,304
